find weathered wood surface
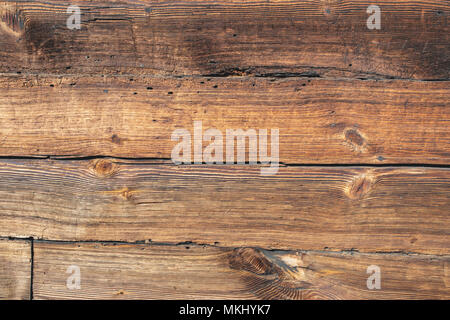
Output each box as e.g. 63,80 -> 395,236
0,76 -> 449,163
0,0 -> 448,79
0,159 -> 448,254
0,0 -> 449,300
0,239 -> 31,300
33,242 -> 450,299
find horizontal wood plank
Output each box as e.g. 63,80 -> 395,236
0,76 -> 449,163
33,242 -> 450,299
0,0 -> 448,79
0,239 -> 31,300
0,159 -> 448,254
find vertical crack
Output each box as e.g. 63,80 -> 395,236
30,237 -> 34,300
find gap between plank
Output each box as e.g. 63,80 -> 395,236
2,236 -> 449,259
0,72 -> 448,82
0,156 -> 448,168
30,237 -> 34,300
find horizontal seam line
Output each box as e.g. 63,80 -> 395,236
0,156 -> 448,168
0,72 -> 448,82
1,236 -> 448,258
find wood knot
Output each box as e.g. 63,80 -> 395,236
229,248 -> 277,276
90,159 -> 118,178
101,187 -> 137,203
111,134 -> 122,145
345,129 -> 364,146
343,128 -> 367,153
113,289 -> 127,296
345,173 -> 374,200
119,187 -> 134,201
228,248 -> 309,299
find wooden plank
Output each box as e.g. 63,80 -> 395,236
33,242 -> 450,299
0,159 -> 448,254
0,239 -> 31,300
0,0 -> 448,79
0,76 -> 449,163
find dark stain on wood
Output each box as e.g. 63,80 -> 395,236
0,1 -> 448,78
345,129 -> 365,147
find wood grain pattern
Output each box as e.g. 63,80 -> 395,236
0,239 -> 31,300
0,76 -> 449,163
0,159 -> 448,254
0,0 -> 448,79
0,0 -> 449,300
33,242 -> 450,299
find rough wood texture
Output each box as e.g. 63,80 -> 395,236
0,76 -> 448,163
33,242 -> 449,300
0,239 -> 31,300
0,1 -> 448,79
0,0 -> 449,300
0,159 -> 448,254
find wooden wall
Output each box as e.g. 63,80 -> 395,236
0,0 -> 448,299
